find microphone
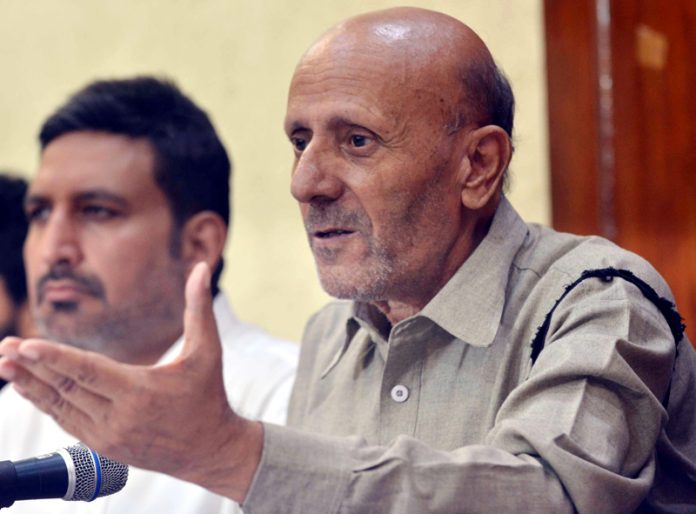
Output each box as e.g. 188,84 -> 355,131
0,443 -> 128,508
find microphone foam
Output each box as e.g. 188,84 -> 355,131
64,444 -> 128,501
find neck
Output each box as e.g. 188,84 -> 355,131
373,206 -> 496,326
118,329 -> 182,365
371,300 -> 422,326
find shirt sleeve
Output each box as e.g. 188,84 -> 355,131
242,278 -> 676,514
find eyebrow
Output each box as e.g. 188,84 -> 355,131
285,115 -> 376,135
285,119 -> 308,135
24,189 -> 130,209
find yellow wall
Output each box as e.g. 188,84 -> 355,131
0,0 -> 549,342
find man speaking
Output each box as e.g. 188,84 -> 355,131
1,8 -> 695,513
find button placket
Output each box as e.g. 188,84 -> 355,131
378,318 -> 426,444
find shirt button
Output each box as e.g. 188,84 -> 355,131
390,384 -> 409,403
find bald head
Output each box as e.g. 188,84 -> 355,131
295,7 -> 514,138
305,8 -> 486,62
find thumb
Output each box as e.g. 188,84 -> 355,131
180,261 -> 221,362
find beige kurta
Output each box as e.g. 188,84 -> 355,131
244,198 -> 695,514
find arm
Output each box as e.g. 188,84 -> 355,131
0,262 -> 262,503
243,278 -> 675,513
0,267 -> 676,513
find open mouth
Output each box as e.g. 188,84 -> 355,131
314,229 -> 354,239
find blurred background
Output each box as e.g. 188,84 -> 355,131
0,0 -> 548,342
1,0 -> 692,343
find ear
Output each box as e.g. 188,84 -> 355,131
458,125 -> 512,210
179,212 -> 227,276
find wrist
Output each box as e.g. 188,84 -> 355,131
187,413 -> 264,502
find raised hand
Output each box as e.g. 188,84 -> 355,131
0,262 -> 262,502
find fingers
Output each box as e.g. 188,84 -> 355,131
0,336 -> 23,380
0,339 -> 153,459
0,338 -> 104,441
1,337 -> 134,398
8,347 -> 113,414
0,335 -> 22,359
179,261 -> 221,362
8,363 -> 97,437
185,260 -> 212,315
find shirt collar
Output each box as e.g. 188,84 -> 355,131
420,197 -> 528,347
350,197 -> 529,349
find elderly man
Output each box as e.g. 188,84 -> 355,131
1,8 -> 694,514
0,77 -> 297,513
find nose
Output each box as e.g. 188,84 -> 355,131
28,209 -> 83,269
290,141 -> 344,204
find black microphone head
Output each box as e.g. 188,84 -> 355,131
63,444 -> 128,501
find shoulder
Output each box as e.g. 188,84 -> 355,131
507,225 -> 681,377
517,224 -> 674,301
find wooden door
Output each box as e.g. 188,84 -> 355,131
544,0 -> 696,342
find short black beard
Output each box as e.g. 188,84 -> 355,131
52,301 -> 79,313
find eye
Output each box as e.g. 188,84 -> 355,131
291,137 -> 307,151
344,129 -> 379,156
290,133 -> 310,153
349,134 -> 371,148
80,204 -> 119,220
25,205 -> 50,223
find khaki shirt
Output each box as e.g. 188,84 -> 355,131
244,198 -> 696,513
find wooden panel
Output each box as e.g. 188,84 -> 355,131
610,0 -> 696,336
544,0 -> 603,236
544,0 -> 696,339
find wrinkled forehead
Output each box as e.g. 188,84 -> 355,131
287,30 -> 461,133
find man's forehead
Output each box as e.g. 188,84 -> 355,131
288,36 -> 415,108
289,18 -> 462,109
31,132 -> 159,199
293,7 -> 490,102
285,41 -> 453,137
284,71 -> 397,137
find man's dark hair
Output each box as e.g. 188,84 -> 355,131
39,76 -> 231,294
0,173 -> 29,305
458,59 -> 515,138
451,59 -> 516,190
481,65 -> 515,139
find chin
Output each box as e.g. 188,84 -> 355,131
318,271 -> 388,302
38,315 -> 93,346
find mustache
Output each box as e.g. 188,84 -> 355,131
36,264 -> 106,302
304,203 -> 370,233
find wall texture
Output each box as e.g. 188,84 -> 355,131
0,0 -> 548,342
